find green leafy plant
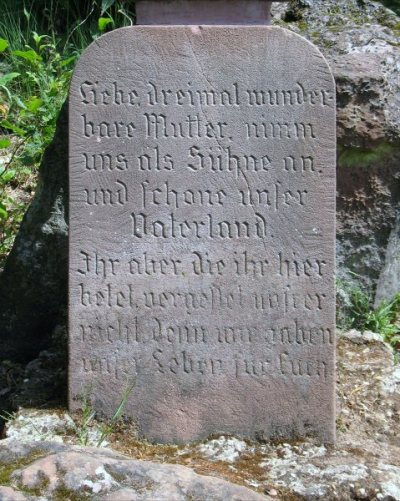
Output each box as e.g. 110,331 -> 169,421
74,380 -> 135,447
0,33 -> 76,165
0,1 -> 136,265
0,1 -> 135,53
0,32 -> 75,263
337,276 -> 400,348
96,380 -> 135,447
0,410 -> 15,423
75,388 -> 96,446
364,294 -> 400,348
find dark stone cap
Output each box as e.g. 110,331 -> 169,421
135,0 -> 287,25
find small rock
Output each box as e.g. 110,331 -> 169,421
381,367 -> 400,395
5,409 -> 73,444
0,486 -> 28,501
197,436 -> 248,462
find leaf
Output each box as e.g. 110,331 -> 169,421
0,73 -> 20,86
0,120 -> 25,136
112,381 -> 135,422
0,203 -> 7,220
26,97 -> 43,113
0,39 -> 9,53
98,17 -> 114,32
11,49 -> 42,63
1,169 -> 16,183
13,95 -> 26,110
60,55 -> 77,67
25,71 -> 40,86
101,0 -> 116,14
39,40 -> 54,52
32,32 -> 44,45
0,138 -> 11,149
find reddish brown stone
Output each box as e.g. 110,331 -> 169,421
136,0 -> 273,25
69,26 -> 336,443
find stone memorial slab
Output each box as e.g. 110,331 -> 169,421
69,24 -> 336,443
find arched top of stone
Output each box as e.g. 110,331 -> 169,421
71,26 -> 335,104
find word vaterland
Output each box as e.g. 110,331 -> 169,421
69,21 -> 336,444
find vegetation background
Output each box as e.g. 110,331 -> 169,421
0,0 -> 400,348
0,0 -> 136,264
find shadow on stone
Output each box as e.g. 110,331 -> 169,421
0,102 -> 69,364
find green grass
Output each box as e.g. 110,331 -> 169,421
0,1 -> 136,53
73,380 -> 135,447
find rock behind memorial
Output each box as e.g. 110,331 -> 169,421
68,25 -> 335,443
0,103 -> 68,362
272,0 -> 400,291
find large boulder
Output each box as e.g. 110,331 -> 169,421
272,0 -> 400,291
375,214 -> 400,305
0,103 -> 68,363
0,441 -> 269,501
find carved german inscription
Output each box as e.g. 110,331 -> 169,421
69,26 -> 336,443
